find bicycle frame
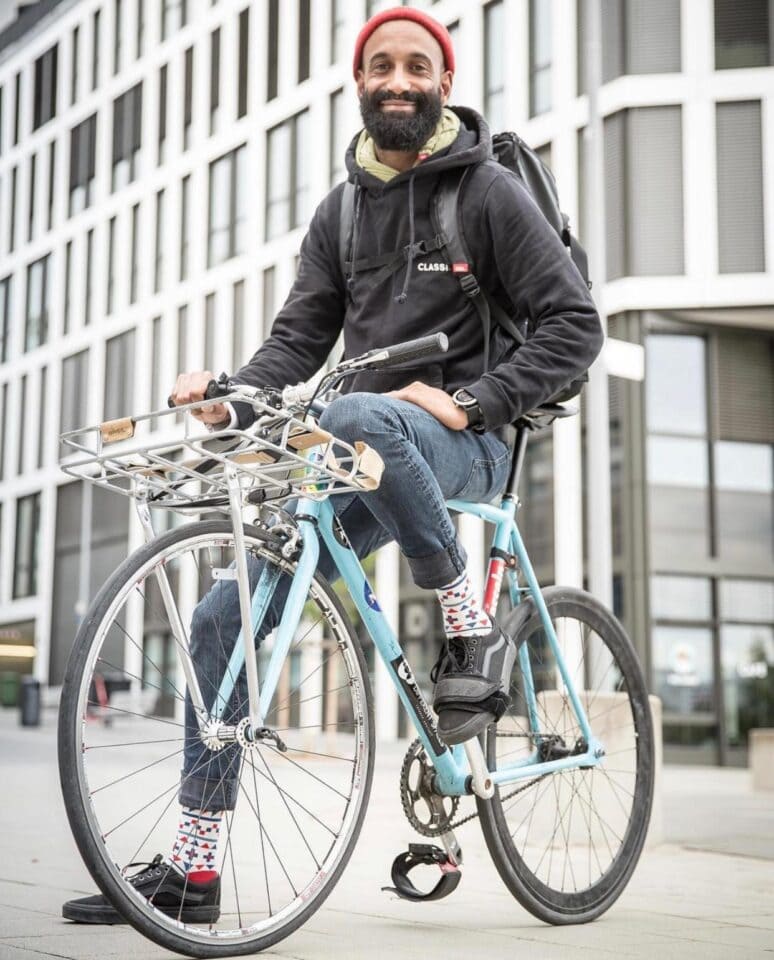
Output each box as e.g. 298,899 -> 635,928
197,482 -> 605,799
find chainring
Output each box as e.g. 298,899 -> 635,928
399,738 -> 459,837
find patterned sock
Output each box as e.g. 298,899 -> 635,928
168,807 -> 222,881
435,571 -> 492,638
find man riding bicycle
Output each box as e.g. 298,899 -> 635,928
64,6 -> 601,923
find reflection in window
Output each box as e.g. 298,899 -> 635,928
483,1 -> 505,130
84,228 -> 93,326
183,46 -> 193,150
130,203 -> 139,304
92,9 -> 101,91
265,112 -> 309,240
180,174 -> 191,280
715,441 -> 773,562
107,216 -> 117,314
112,83 -> 143,191
653,626 -> 715,713
13,493 -> 41,598
33,44 -> 58,130
63,240 -> 72,335
720,579 -> 774,624
646,335 -> 706,434
154,188 -> 165,292
158,64 -> 168,164
716,101 -> 765,274
651,575 -> 712,621
208,145 -> 247,267
715,0 -> 772,69
204,292 -> 216,368
25,255 -> 50,352
721,623 -> 774,756
529,0 -> 551,117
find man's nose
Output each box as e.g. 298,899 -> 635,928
386,65 -> 412,93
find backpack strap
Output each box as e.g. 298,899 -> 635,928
339,182 -> 355,298
432,167 -> 525,374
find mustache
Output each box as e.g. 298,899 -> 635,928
369,90 -> 424,105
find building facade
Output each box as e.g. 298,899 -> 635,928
0,0 -> 771,764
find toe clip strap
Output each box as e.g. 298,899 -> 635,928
382,843 -> 461,902
433,675 -> 510,720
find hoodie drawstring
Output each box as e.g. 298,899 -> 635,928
394,173 -> 416,305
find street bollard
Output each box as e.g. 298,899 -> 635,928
19,675 -> 41,727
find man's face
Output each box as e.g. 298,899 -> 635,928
356,20 -> 453,152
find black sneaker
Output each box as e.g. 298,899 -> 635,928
62,855 -> 221,925
431,622 -> 515,746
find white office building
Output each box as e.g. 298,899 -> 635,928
0,0 -> 771,764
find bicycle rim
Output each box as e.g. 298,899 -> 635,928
58,520 -> 373,957
478,586 -> 654,924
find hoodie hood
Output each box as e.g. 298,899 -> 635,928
345,106 -> 493,192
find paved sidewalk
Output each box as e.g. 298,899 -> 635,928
1,708 -> 773,960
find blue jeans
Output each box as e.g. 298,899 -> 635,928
179,393 -> 510,810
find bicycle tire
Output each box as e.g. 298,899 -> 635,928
58,519 -> 374,958
477,586 -> 654,924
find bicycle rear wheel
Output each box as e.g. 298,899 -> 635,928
58,520 -> 374,957
478,586 -> 654,924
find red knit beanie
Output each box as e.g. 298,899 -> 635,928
352,7 -> 456,78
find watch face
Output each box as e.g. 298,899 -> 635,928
454,389 -> 476,408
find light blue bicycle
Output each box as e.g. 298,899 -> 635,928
58,334 -> 654,958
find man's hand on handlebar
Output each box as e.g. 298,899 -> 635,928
171,371 -> 230,426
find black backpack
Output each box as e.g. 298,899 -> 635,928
339,132 -> 592,402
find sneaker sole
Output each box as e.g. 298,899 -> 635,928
62,901 -> 220,925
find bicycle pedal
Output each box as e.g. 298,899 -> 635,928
381,843 -> 461,903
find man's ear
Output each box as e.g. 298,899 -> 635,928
356,69 -> 365,98
440,70 -> 453,105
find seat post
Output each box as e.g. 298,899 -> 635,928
505,426 -> 529,498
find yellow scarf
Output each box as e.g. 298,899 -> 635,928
355,108 -> 461,183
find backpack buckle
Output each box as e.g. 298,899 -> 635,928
458,273 -> 481,299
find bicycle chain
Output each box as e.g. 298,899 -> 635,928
399,734 -> 547,835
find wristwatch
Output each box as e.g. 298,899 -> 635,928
452,388 -> 485,431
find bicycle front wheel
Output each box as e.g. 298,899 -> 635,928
478,586 -> 654,924
58,520 -> 374,958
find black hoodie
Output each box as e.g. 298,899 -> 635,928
232,107 -> 603,433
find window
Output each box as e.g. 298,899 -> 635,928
158,64 -> 168,164
716,101 -> 765,273
210,29 -> 221,135
130,203 -> 140,304
13,493 -> 41,599
107,216 -> 117,314
183,47 -> 193,149
28,153 -> 37,242
584,0 -> 681,86
331,0 -> 346,65
529,0 -> 551,117
162,0 -> 187,41
136,0 -> 145,58
646,334 -> 710,563
715,0 -> 772,69
63,241 -> 72,336
92,9 -> 101,90
232,279 -> 245,371
0,87 -> 3,156
84,229 -> 94,326
605,107 -> 684,278
262,266 -> 275,340
180,174 -> 191,280
25,255 -> 50,352
267,0 -> 279,100
176,305 -> 188,421
237,8 -> 249,118
104,329 -> 136,420
60,349 -> 89,453
0,275 -> 11,363
483,1 -> 505,130
69,113 -> 97,216
71,26 -> 79,104
33,44 -> 58,130
150,316 -> 162,426
112,82 -> 143,190
265,112 -> 309,240
37,367 -> 47,468
208,144 -> 247,266
0,384 -> 6,480
298,0 -> 311,83
17,375 -> 26,474
204,292 -> 217,367
154,189 -> 165,292
13,72 -> 21,146
47,140 -> 56,231
114,0 -> 123,74
330,88 -> 347,186
9,167 -> 18,252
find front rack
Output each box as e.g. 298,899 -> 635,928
59,393 -> 384,513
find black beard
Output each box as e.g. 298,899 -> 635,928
359,88 -> 443,152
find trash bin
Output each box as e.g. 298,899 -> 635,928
0,671 -> 20,708
20,675 -> 41,727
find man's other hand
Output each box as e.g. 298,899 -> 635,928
385,382 -> 467,430
171,371 -> 230,426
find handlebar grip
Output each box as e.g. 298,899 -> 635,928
368,333 -> 449,370
167,378 -> 229,408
